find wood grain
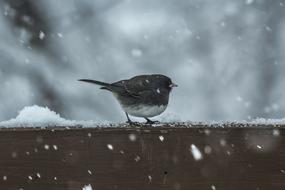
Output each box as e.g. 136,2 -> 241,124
0,124 -> 284,190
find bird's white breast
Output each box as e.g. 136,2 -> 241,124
123,104 -> 167,118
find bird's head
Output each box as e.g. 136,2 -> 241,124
153,74 -> 178,92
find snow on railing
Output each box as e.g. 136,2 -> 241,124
1,105 -> 285,128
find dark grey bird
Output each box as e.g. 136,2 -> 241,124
79,74 -> 177,124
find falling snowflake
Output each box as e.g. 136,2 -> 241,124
39,31 -> 45,40
148,175 -> 152,183
107,144 -> 113,150
82,184 -> 93,190
57,33 -> 63,38
265,26 -> 272,32
204,129 -> 211,135
220,139 -> 226,146
129,134 -> 137,141
190,144 -> 203,161
256,145 -> 262,149
11,152 -> 18,158
44,144 -> 50,150
204,145 -> 212,154
245,0 -> 254,5
273,129 -> 280,136
134,155 -> 141,162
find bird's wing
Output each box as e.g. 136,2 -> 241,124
111,76 -> 153,99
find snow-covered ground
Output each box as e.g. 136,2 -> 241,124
0,105 -> 284,128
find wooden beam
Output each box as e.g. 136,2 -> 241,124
0,124 -> 284,190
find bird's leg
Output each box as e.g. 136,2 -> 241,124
144,118 -> 159,124
125,113 -> 141,125
125,112 -> 140,125
125,112 -> 132,124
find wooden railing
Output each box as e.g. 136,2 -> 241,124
0,123 -> 284,190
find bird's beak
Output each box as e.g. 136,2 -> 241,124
169,83 -> 178,88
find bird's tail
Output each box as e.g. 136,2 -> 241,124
78,79 -> 111,90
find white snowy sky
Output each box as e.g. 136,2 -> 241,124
0,0 -> 285,123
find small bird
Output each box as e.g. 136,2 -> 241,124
79,74 -> 177,124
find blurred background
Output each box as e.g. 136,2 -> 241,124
0,0 -> 285,122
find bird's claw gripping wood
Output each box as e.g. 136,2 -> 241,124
145,118 -> 159,125
125,112 -> 141,125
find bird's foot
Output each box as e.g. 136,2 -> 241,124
146,120 -> 159,124
145,118 -> 159,125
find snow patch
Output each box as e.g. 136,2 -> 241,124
0,105 -> 76,127
0,105 -> 107,127
250,118 -> 285,125
0,106 -> 285,128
